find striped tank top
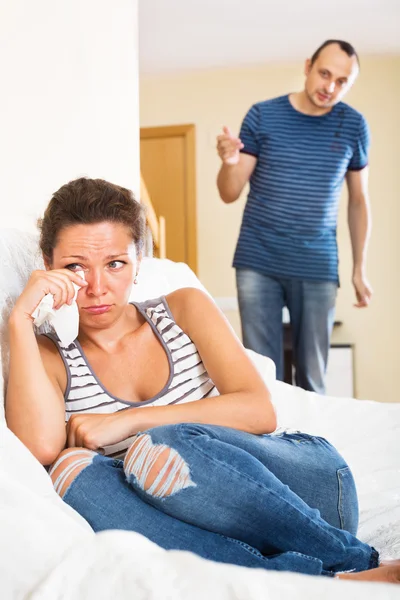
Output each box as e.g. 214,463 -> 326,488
45,296 -> 219,457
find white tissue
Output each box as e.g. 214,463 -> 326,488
31,271 -> 84,346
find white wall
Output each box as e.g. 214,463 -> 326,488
0,0 -> 139,231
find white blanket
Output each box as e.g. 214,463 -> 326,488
27,532 -> 400,600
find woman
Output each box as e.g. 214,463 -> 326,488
6,178 -> 399,584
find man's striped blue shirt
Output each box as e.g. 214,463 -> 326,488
233,94 -> 370,282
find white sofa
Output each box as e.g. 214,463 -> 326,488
1,227 -> 400,600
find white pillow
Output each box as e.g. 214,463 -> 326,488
246,349 -> 276,391
130,257 -> 208,302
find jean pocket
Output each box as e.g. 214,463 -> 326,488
337,466 -> 359,535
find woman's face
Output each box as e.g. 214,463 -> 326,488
50,221 -> 140,329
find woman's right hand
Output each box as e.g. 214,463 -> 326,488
11,269 -> 88,323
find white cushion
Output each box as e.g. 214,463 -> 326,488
130,256 -> 208,302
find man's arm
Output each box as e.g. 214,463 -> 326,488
216,125 -> 257,204
346,167 -> 373,307
217,154 -> 257,204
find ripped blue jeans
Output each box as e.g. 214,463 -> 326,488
54,424 -> 378,576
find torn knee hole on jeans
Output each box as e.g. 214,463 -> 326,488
123,433 -> 196,498
49,449 -> 95,498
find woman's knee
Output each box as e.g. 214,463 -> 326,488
49,447 -> 96,498
304,434 -> 348,473
123,423 -> 220,499
139,423 -> 213,446
123,431 -> 196,499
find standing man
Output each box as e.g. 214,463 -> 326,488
217,40 -> 372,394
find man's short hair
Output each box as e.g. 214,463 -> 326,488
310,40 -> 359,66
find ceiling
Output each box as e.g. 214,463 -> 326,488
139,0 -> 400,75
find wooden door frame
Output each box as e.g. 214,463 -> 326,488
140,124 -> 197,274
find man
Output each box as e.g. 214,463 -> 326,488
216,40 -> 372,394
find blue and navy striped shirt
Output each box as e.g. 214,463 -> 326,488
233,94 -> 370,282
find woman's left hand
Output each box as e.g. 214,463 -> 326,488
66,412 -> 136,450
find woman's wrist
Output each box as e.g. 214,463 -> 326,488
8,309 -> 35,332
113,406 -> 149,437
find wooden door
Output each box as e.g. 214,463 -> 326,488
140,124 -> 197,273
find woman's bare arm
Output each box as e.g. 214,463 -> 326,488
6,320 -> 67,464
5,268 -> 86,464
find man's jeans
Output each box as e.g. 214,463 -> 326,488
236,268 -> 337,393
62,425 -> 378,576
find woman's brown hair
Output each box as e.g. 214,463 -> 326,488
38,177 -> 146,262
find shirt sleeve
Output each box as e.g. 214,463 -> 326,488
348,114 -> 370,171
239,104 -> 260,157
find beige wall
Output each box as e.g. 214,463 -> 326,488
140,56 -> 400,403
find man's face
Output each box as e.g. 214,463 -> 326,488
304,43 -> 359,109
